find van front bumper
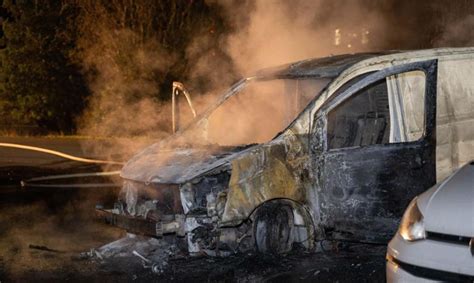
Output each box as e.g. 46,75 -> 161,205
96,208 -> 186,237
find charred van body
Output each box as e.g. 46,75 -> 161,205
97,48 -> 474,255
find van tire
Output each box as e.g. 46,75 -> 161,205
253,202 -> 294,254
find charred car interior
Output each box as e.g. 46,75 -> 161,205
97,48 -> 474,256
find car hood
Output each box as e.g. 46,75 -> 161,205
120,143 -> 254,184
417,162 -> 474,237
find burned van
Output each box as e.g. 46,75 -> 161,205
97,48 -> 474,255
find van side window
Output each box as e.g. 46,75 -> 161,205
327,70 -> 426,150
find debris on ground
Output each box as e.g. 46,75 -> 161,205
81,234 -> 182,274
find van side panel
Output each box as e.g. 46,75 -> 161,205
436,56 -> 474,181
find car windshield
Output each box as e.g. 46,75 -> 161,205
177,78 -> 331,147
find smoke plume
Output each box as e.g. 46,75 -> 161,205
219,0 -> 380,75
73,0 -> 474,160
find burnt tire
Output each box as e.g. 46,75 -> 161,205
253,202 -> 294,255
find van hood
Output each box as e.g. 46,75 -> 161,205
120,143 -> 254,184
417,161 -> 474,237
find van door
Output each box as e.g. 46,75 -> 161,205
311,60 -> 438,243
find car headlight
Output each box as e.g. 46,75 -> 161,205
399,197 -> 426,241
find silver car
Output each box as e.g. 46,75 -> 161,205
386,161 -> 474,282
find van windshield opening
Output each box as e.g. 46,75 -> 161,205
180,78 -> 331,147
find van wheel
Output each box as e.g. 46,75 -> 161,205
253,203 -> 294,254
